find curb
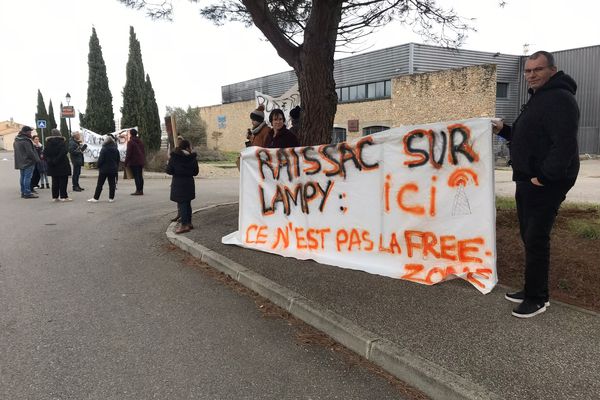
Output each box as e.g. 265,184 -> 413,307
165,204 -> 502,400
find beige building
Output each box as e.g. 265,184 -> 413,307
199,64 -> 496,152
0,120 -> 27,151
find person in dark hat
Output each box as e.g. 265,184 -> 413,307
248,104 -> 271,147
124,128 -> 146,195
13,126 -> 40,198
289,105 -> 302,139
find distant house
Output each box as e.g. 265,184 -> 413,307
0,119 -> 27,151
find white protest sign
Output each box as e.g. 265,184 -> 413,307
81,127 -> 136,162
223,118 -> 497,293
255,83 -> 300,123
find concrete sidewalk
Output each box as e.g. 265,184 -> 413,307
167,203 -> 600,400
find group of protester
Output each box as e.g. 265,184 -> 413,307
12,50 -> 581,318
13,127 -> 145,202
246,105 -> 300,149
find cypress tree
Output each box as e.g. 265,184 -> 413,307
48,100 -> 58,132
59,102 -> 70,139
83,27 -> 115,134
34,89 -> 50,141
120,26 -> 145,130
141,74 -> 162,151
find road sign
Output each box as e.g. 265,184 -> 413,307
61,106 -> 75,118
37,120 -> 47,129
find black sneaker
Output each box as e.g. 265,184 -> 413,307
505,290 -> 550,306
512,300 -> 547,318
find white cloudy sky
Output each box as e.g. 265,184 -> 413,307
1,0 -> 598,130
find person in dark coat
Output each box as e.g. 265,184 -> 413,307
266,108 -> 299,149
493,50 -> 580,318
289,105 -> 302,139
32,135 -> 49,189
43,129 -> 72,202
166,139 -> 199,234
13,125 -> 40,198
124,128 -> 145,195
88,134 -> 120,203
68,132 -> 87,191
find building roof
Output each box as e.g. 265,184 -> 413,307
0,120 -> 25,136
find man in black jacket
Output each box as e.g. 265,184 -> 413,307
493,50 -> 580,318
13,126 -> 40,198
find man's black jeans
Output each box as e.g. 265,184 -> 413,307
515,180 -> 574,303
72,164 -> 81,189
130,166 -> 144,193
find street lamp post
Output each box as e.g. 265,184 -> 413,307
65,93 -> 72,136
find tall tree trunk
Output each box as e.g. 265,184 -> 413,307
294,0 -> 341,146
243,0 -> 342,146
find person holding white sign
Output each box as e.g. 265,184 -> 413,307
493,50 -> 580,318
248,105 -> 271,147
266,108 -> 299,149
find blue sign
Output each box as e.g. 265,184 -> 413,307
37,120 -> 47,129
217,115 -> 226,129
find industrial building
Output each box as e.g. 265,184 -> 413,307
200,42 -> 600,155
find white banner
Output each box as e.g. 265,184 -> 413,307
81,127 -> 136,162
255,83 -> 300,123
223,118 -> 497,293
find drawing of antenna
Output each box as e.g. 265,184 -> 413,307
448,168 -> 479,216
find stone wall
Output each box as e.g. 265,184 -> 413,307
201,64 -> 497,151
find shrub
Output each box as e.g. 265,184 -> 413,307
196,146 -> 231,162
567,219 -> 600,240
145,149 -> 169,172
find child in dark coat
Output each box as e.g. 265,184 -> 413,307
166,139 -> 199,234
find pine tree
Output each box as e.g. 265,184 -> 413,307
120,26 -> 145,130
141,74 -> 162,151
59,102 -> 70,139
34,89 -> 50,141
83,27 -> 115,134
48,100 -> 58,132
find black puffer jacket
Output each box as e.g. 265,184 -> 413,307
166,150 -> 199,202
97,141 -> 120,175
43,136 -> 72,177
68,137 -> 86,167
499,71 -> 580,185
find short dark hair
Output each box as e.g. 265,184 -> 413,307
529,51 -> 555,67
178,139 -> 191,151
269,108 -> 285,123
130,128 -> 138,137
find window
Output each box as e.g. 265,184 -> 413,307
336,80 -> 391,103
362,125 -> 390,136
357,84 -> 366,100
375,81 -> 385,97
367,83 -> 376,99
349,86 -> 358,101
341,87 -> 349,102
496,82 -> 509,98
332,127 -> 347,144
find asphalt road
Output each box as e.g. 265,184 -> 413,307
0,151 -> 407,400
